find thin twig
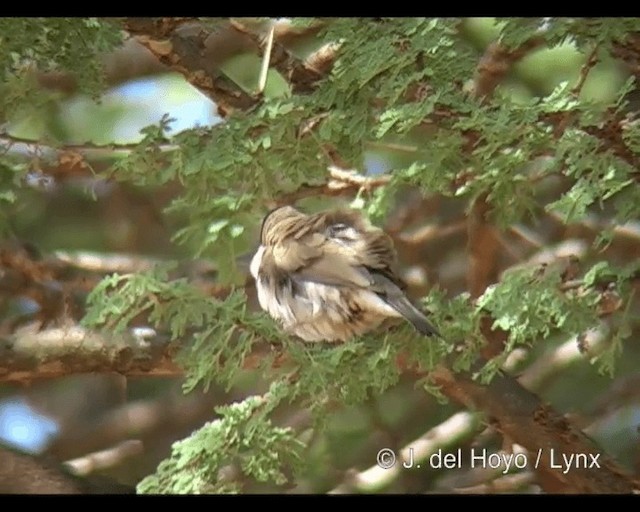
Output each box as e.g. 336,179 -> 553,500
365,140 -> 419,153
53,251 -> 162,274
0,133 -> 178,180
571,45 -> 600,97
327,165 -> 392,190
272,165 -> 392,207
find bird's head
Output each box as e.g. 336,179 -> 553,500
260,205 -> 308,246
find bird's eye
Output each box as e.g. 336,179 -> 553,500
327,223 -> 358,241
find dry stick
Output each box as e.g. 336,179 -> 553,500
53,250 -> 162,273
272,165 -> 392,207
257,26 -> 275,94
326,165 -> 392,190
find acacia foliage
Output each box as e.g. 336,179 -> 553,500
1,18 -> 640,493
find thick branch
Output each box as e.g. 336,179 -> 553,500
466,193 -> 501,299
464,35 -> 542,309
121,17 -> 259,116
64,440 -> 143,477
470,37 -> 544,100
431,364 -> 640,493
119,18 -> 335,117
0,325 -> 180,383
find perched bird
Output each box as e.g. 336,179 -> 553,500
250,205 -> 440,342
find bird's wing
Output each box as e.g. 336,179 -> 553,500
272,233 -> 374,288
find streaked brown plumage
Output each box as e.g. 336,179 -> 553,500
250,205 -> 440,342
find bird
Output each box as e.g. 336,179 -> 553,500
249,205 -> 440,342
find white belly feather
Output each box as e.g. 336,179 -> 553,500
250,244 -> 400,342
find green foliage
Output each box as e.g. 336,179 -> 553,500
4,17 -> 640,493
286,336 -> 403,407
109,99 -> 327,282
477,260 -> 637,379
82,17 -> 640,492
499,18 -> 640,52
136,381 -> 305,494
0,18 -> 121,99
82,264 -> 281,392
477,264 -> 597,377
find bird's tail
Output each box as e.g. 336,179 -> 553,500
387,295 -> 441,338
371,273 -> 441,337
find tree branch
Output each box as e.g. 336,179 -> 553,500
48,392 -> 217,460
119,18 -> 336,117
271,165 -> 392,207
0,325 -> 180,384
121,17 -> 259,116
0,441 -> 131,494
228,18 -> 335,93
0,132 -> 178,182
430,364 -> 640,493
470,37 -> 544,101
